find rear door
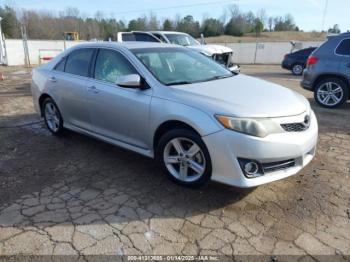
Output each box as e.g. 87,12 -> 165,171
50,48 -> 95,130
335,38 -> 350,82
85,48 -> 152,149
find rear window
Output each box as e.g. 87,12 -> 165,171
54,57 -> 66,72
65,49 -> 94,77
335,39 -> 350,56
293,48 -> 315,56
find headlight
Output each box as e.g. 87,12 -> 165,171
215,115 -> 282,138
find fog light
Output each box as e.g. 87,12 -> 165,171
238,158 -> 264,178
244,162 -> 259,175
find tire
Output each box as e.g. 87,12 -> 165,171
292,63 -> 304,76
314,78 -> 348,108
42,97 -> 64,135
156,129 -> 212,187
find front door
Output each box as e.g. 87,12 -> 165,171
86,48 -> 152,149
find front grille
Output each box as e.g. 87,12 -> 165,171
213,52 -> 231,66
281,123 -> 309,132
262,159 -> 296,173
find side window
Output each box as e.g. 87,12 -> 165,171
94,49 -> 137,83
122,33 -> 136,42
65,48 -> 94,77
296,48 -> 313,56
134,33 -> 160,42
336,39 -> 350,56
153,33 -> 167,43
54,57 -> 66,72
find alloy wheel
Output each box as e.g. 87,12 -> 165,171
44,102 -> 61,132
316,82 -> 344,107
292,64 -> 303,75
163,137 -> 206,182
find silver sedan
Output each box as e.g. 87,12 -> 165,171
31,42 -> 318,188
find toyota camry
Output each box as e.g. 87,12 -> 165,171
31,42 -> 318,188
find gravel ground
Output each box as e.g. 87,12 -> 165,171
0,65 -> 349,259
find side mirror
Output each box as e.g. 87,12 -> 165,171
116,74 -> 142,88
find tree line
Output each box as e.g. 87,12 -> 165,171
0,4 -> 302,40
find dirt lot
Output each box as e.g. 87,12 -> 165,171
204,32 -> 327,43
0,65 -> 349,258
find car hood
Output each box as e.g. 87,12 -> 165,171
187,44 -> 233,56
167,74 -> 309,118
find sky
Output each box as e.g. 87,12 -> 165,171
1,0 -> 349,32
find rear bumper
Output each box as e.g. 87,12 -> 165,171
281,60 -> 292,70
30,80 -> 41,115
300,79 -> 314,91
203,111 -> 318,188
300,68 -> 316,91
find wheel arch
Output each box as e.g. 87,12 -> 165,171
153,120 -> 201,151
38,93 -> 53,116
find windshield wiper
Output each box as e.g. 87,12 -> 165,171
202,75 -> 233,82
166,75 -> 233,86
166,81 -> 193,86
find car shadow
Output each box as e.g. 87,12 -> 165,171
0,114 -> 255,228
308,98 -> 350,121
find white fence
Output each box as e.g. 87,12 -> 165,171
4,39 -> 82,66
3,39 -> 324,66
217,41 -> 324,64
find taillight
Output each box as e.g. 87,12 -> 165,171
307,56 -> 318,66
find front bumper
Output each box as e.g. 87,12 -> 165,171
203,111 -> 318,188
228,64 -> 240,74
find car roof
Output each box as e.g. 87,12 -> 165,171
327,32 -> 350,39
149,31 -> 188,35
70,41 -> 180,50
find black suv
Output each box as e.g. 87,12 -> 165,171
282,47 -> 316,75
301,32 -> 350,108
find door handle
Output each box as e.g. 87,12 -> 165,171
49,76 -> 57,82
87,85 -> 99,94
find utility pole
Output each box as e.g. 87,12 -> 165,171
21,24 -> 30,67
321,0 -> 329,32
0,17 -> 8,65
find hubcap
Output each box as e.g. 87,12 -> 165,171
163,138 -> 206,182
317,82 -> 343,106
293,64 -> 303,75
44,102 -> 60,132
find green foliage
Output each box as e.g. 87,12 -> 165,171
273,14 -> 298,31
0,5 -> 20,38
254,18 -> 264,36
128,17 -> 147,31
225,18 -> 244,36
0,4 -> 302,40
201,18 -> 224,37
163,19 -> 173,31
176,15 -> 201,38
